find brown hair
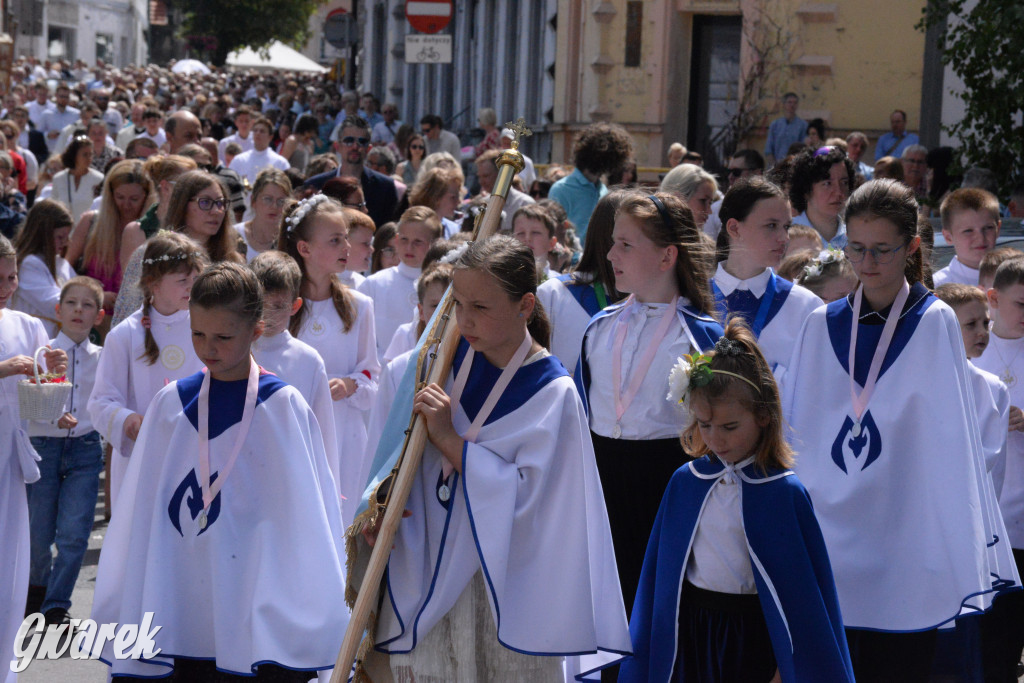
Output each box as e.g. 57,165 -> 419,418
934,283 -> 987,309
138,231 -> 209,365
681,322 -> 794,473
415,263 -> 454,337
615,192 -> 716,315
60,275 -> 104,310
343,207 -> 376,234
980,247 -> 1024,286
278,196 -> 356,334
398,205 -> 443,240
250,250 -> 302,300
940,187 -> 1001,228
796,251 -> 857,300
322,176 -> 363,205
371,221 -> 397,273
844,179 -> 923,285
511,204 -> 557,238
992,257 -> 1024,292
252,168 -> 293,203
162,170 -> 243,265
191,261 -> 264,326
14,199 -> 74,281
451,234 -> 551,348
776,250 -> 817,282
143,154 -> 197,186
571,189 -> 627,301
408,167 -> 460,213
785,225 -> 824,253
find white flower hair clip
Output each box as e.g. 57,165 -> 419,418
439,241 -> 471,265
666,339 -> 760,407
802,246 -> 844,280
285,193 -> 331,232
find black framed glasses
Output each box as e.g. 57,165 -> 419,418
844,242 -> 907,265
258,195 -> 288,208
341,136 -> 369,147
192,197 -> 226,212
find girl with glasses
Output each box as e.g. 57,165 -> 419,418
781,179 -> 1017,682
161,170 -> 244,266
397,133 -> 427,186
236,169 -> 292,262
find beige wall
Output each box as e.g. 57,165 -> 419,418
552,0 -> 927,172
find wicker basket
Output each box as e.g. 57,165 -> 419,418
17,346 -> 72,421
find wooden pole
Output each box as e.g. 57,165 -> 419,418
329,120 -> 531,683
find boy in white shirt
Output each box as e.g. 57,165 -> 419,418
358,205 -> 442,357
511,204 -> 559,281
228,116 -> 288,186
25,277 -> 104,625
249,251 -> 340,500
933,188 -> 1001,288
973,257 -> 1024,679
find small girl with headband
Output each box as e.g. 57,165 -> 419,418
620,322 -> 854,683
576,191 -> 722,636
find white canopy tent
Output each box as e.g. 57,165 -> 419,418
225,41 -> 328,73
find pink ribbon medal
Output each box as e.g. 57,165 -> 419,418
197,357 -> 260,529
847,281 -> 909,437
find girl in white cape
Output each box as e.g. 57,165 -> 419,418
781,179 -> 1018,682
362,235 -> 631,682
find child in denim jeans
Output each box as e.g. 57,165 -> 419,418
26,275 -> 104,626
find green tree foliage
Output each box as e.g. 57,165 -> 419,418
176,0 -> 325,66
921,1 -> 1024,196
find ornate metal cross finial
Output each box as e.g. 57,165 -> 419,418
504,117 -> 532,150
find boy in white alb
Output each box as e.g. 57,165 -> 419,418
249,251 -> 340,498
933,188 -> 1001,288
936,284 -> 1008,493
358,205 -> 442,357
973,257 -> 1024,678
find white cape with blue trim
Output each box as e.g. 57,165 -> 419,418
375,349 -> 631,679
87,374 -> 349,678
781,293 -> 1019,631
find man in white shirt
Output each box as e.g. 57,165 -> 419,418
228,116 -> 289,185
370,103 -> 402,146
500,127 -> 536,189
26,82 -> 53,131
116,102 -> 147,150
40,85 -> 80,153
219,105 -> 255,161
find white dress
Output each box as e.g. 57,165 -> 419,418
296,292 -> 379,528
0,310 -> 48,683
88,308 -> 203,510
50,168 -> 105,222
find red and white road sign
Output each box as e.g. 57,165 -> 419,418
405,0 -> 452,34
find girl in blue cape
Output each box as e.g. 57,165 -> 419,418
620,322 -> 853,683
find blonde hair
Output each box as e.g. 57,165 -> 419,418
83,160 -> 155,283
409,167 -> 462,213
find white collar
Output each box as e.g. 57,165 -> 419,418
254,330 -> 290,352
53,330 -> 89,351
397,262 -> 421,280
714,263 -> 771,297
947,256 -> 979,278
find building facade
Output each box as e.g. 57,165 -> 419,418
10,0 -> 149,67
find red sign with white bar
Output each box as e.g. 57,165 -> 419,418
406,0 -> 452,34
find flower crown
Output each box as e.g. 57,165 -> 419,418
802,246 -> 845,279
142,252 -> 200,265
666,337 -> 760,406
285,193 -> 331,232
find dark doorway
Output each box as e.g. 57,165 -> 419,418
687,14 -> 742,175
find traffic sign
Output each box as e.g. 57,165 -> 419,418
405,0 -> 452,34
405,35 -> 452,64
324,9 -> 357,49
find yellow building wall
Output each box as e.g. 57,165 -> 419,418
551,0 -> 927,173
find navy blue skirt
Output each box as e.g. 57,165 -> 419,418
673,581 -> 776,683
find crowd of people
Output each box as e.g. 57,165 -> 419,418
1,55 -> 1024,683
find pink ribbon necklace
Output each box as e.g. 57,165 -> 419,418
847,281 -> 909,436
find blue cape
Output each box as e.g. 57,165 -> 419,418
619,457 -> 854,683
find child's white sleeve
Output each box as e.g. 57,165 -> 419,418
15,256 -> 61,319
345,298 -> 380,412
88,326 -> 134,454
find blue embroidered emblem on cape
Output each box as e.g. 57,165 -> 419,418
168,469 -> 220,536
831,412 -> 882,473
